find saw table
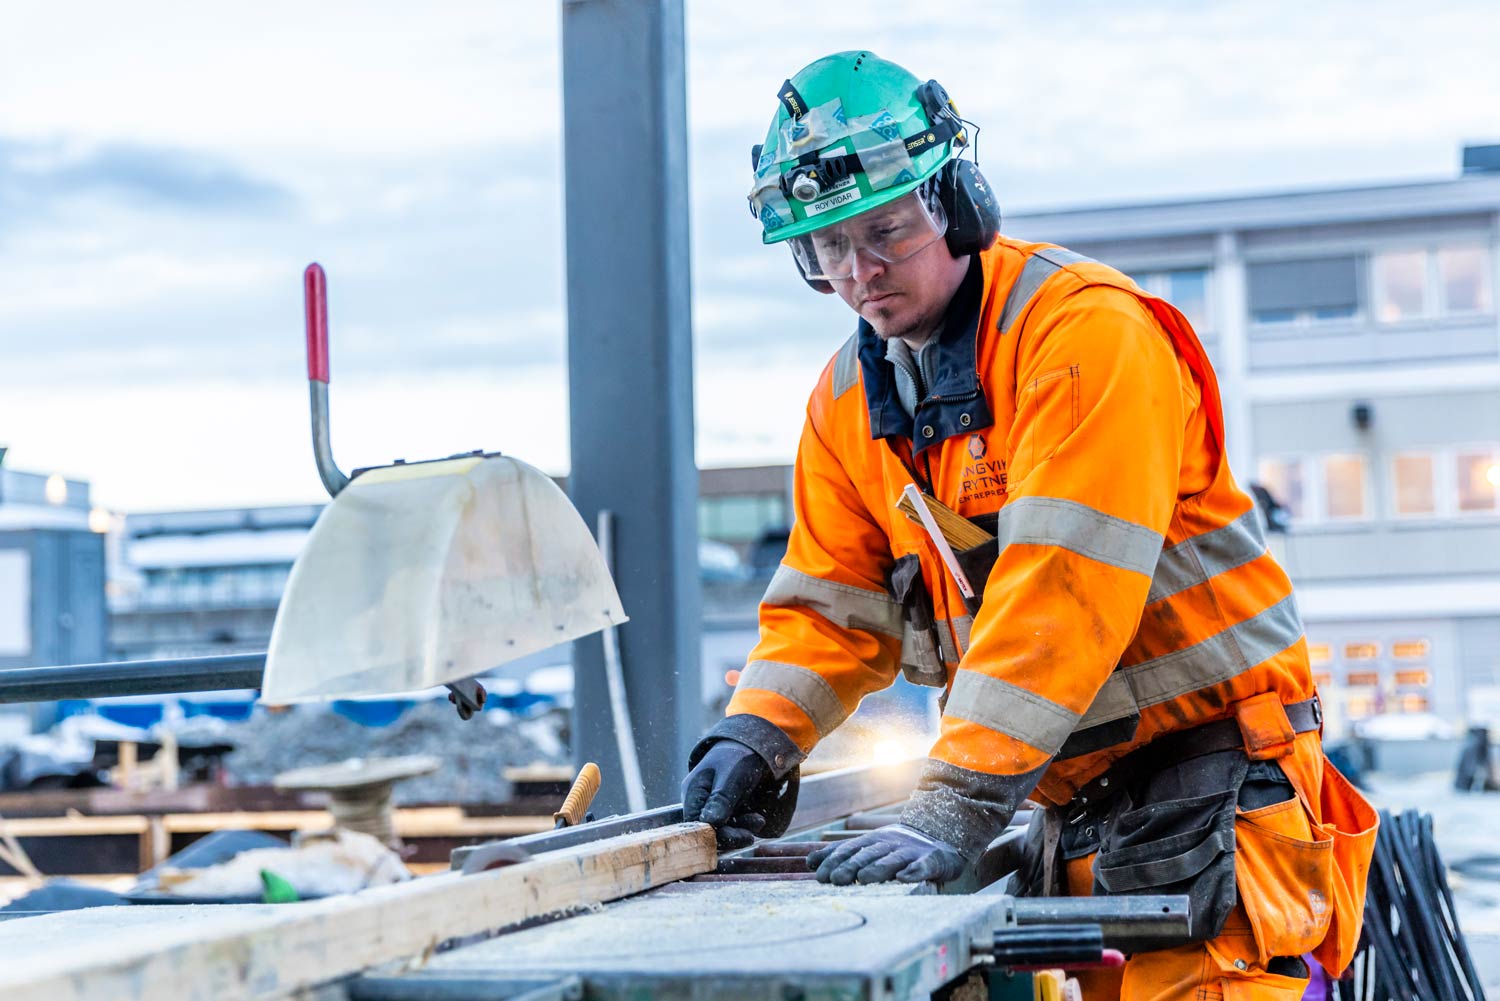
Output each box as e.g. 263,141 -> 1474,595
0,763 -> 1188,1001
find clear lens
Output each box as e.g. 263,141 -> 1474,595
789,192 -> 948,281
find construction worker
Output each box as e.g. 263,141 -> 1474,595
682,52 -> 1379,999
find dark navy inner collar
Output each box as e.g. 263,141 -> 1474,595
856,256 -> 993,455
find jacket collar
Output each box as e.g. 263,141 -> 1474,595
856,256 -> 993,456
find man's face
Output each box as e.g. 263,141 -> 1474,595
796,194 -> 968,343
828,229 -> 965,343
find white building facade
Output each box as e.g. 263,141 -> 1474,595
1010,146 -> 1500,739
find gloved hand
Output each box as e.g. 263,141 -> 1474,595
681,738 -> 771,848
807,823 -> 967,886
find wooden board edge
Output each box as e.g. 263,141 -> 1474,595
0,822 -> 717,1001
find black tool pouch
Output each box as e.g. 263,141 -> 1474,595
887,554 -> 946,687
953,512 -> 1000,618
1089,750 -> 1250,947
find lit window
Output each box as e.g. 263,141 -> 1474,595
1392,640 -> 1430,660
1312,672 -> 1334,687
1392,453 -> 1437,516
1323,455 -> 1367,520
1346,694 -> 1376,719
1438,245 -> 1492,314
1346,669 -> 1381,686
1456,450 -> 1500,513
1307,642 -> 1332,665
1344,642 -> 1380,661
1373,249 -> 1427,322
1257,458 -> 1306,520
1394,669 -> 1431,687
1398,695 -> 1430,713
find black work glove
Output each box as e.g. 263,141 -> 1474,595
681,738 -> 771,849
808,823 -> 967,886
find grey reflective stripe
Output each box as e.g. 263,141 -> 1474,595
1127,593 -> 1304,707
1077,672 -> 1139,729
951,615 -> 973,658
832,334 -> 859,398
996,247 -> 1095,335
1076,593 -> 1306,730
945,670 -> 1082,755
934,623 -> 961,665
900,622 -> 946,687
762,564 -> 902,638
738,660 -> 847,738
1148,510 -> 1269,604
929,616 -> 974,666
996,496 -> 1163,578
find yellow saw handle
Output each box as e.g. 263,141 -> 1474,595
553,762 -> 602,828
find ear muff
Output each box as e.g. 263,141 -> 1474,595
938,159 -> 1001,257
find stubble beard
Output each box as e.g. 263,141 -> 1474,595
865,298 -> 941,346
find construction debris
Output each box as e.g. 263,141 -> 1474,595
152,828 -> 409,901
216,701 -> 568,804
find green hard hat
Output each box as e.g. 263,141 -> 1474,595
748,51 -> 964,244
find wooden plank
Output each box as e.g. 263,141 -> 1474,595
0,815 -> 150,836
0,821 -> 715,1001
1,808 -> 551,839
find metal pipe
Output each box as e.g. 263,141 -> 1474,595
309,381 -> 349,497
304,263 -> 350,497
596,510 -> 647,813
1009,895 -> 1192,954
0,654 -> 266,704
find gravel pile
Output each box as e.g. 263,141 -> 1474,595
217,701 -> 568,804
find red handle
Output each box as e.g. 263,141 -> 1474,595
304,263 -> 330,383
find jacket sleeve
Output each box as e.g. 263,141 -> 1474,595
706,397 -> 904,777
901,284 -> 1188,858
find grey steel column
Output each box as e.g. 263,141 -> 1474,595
562,0 -> 700,812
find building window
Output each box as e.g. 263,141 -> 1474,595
1322,454 -> 1368,520
1257,457 -> 1306,520
1392,452 -> 1438,516
1392,640 -> 1430,660
1134,269 -> 1212,331
1260,454 -> 1371,524
699,494 -> 789,543
1440,245 -> 1493,314
1372,244 -> 1494,323
1456,450 -> 1500,513
1373,249 -> 1427,322
1344,642 -> 1380,661
1248,256 -> 1360,327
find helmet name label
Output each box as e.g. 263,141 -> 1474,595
804,176 -> 860,217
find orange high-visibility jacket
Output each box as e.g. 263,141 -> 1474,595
711,237 -> 1375,971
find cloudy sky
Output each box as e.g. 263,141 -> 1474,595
1,1 -> 1496,512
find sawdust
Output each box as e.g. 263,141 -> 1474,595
217,702 -> 568,804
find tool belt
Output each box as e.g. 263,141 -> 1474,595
1014,695 -> 1323,949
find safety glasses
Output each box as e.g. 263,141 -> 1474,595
787,192 -> 948,281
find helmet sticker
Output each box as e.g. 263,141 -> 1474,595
803,176 -> 861,217
775,99 -> 848,162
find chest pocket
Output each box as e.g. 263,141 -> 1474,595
1014,364 -> 1080,480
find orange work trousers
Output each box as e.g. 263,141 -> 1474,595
1063,810 -> 1322,1001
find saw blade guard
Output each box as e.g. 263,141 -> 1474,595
260,454 -> 627,703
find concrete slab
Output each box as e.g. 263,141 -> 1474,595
376,881 -> 1010,1000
